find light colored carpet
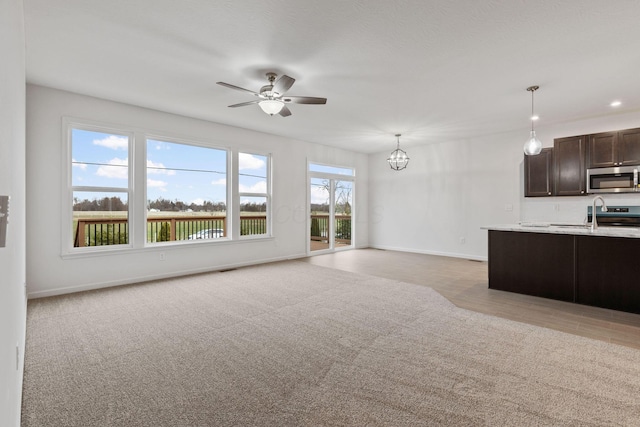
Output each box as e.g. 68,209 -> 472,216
22,260 -> 640,426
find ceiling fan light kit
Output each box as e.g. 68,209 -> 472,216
387,134 -> 409,171
217,72 -> 327,117
523,85 -> 543,156
259,99 -> 284,115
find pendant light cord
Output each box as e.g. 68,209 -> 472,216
527,85 -> 539,132
531,90 -> 534,132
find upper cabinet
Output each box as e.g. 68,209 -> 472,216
524,126 -> 640,197
588,128 -> 640,168
554,135 -> 586,196
524,148 -> 553,197
588,131 -> 616,168
618,128 -> 640,166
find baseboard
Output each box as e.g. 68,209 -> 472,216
368,244 -> 488,262
27,252 -> 309,299
27,246 -> 483,299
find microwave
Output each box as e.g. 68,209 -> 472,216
587,165 -> 639,193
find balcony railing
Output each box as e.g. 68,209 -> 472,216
73,215 -> 266,247
310,214 -> 352,244
147,217 -> 227,242
73,214 -> 351,247
74,218 -> 128,247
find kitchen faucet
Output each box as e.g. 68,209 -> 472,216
590,196 -> 608,232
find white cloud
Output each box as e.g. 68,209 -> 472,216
96,158 -> 128,179
93,135 -> 128,150
147,160 -> 176,175
239,153 -> 265,170
239,181 -> 267,193
211,178 -> 226,186
72,158 -> 87,170
310,185 -> 329,205
147,179 -> 168,192
190,198 -> 205,205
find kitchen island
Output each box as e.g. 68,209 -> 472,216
485,224 -> 640,314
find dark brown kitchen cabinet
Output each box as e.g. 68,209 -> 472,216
524,148 -> 553,197
554,135 -> 586,196
576,235 -> 640,314
588,128 -> 640,168
618,128 -> 640,166
488,230 -> 574,302
588,131 -> 617,168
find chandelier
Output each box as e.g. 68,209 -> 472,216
387,134 -> 409,171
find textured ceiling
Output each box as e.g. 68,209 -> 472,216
23,0 -> 640,153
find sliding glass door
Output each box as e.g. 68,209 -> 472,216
308,163 -> 354,253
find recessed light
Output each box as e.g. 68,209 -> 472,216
531,115 -> 539,121
610,101 -> 622,107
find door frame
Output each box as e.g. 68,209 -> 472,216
307,162 -> 355,255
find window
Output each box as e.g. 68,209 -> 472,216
146,139 -> 228,243
70,127 -> 132,248
65,119 -> 271,254
239,152 -> 270,237
308,163 -> 354,176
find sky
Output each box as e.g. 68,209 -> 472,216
72,129 -> 267,207
71,129 -> 354,208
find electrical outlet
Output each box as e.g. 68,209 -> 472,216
459,237 -> 466,244
159,252 -> 165,261
554,204 -> 560,212
505,204 -> 513,212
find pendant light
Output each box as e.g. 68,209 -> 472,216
523,85 -> 542,156
387,134 -> 409,171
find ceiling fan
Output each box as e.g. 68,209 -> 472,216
216,73 -> 327,117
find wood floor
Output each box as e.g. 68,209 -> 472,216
301,248 -> 640,350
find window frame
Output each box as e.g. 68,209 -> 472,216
62,118 -> 135,255
307,161 -> 355,253
237,151 -> 272,239
143,134 -> 230,246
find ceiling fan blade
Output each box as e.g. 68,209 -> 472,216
283,96 -> 327,105
228,100 -> 260,108
216,81 -> 259,96
272,75 -> 295,95
279,105 -> 292,117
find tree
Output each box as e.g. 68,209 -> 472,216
90,224 -> 128,246
156,223 -> 171,242
319,180 -> 352,214
147,197 -> 226,213
310,217 -> 321,237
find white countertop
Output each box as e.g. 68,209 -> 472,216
483,223 -> 640,238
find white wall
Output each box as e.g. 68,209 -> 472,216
369,111 -> 640,260
0,1 -> 27,426
26,85 -> 368,297
369,130 -> 522,260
